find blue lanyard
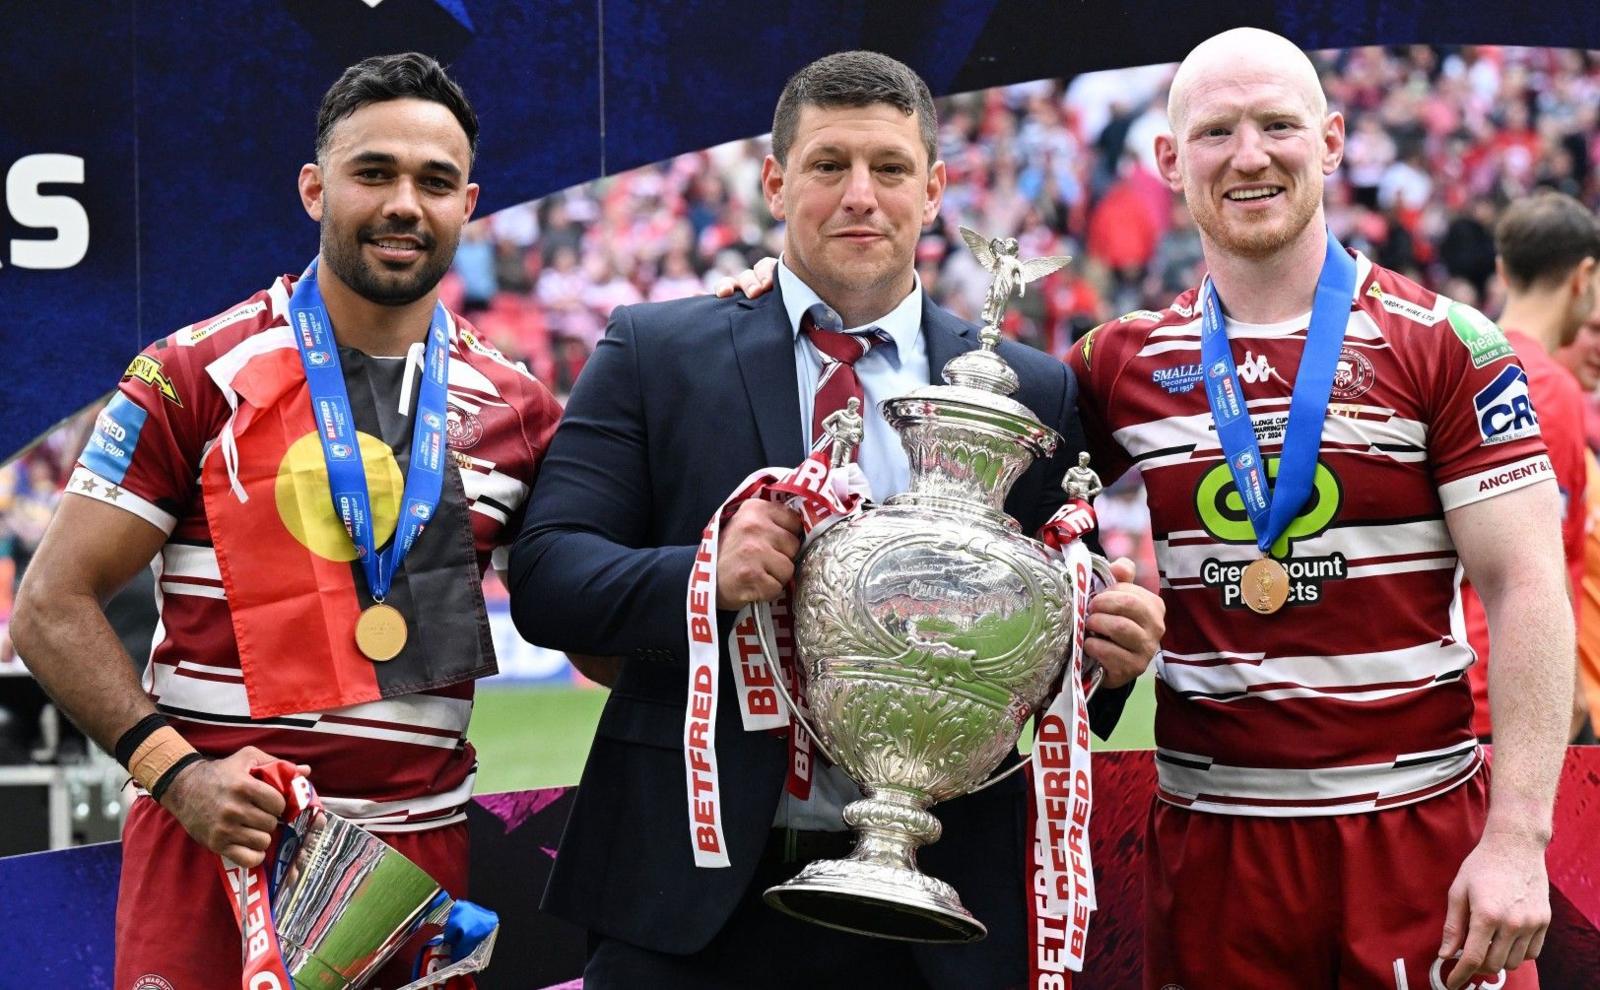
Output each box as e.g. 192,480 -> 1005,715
288,259 -> 451,603
1199,233 -> 1355,556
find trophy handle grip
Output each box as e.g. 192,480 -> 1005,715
965,551 -> 1115,796
751,598 -> 842,767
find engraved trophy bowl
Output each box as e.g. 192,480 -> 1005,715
755,229 -> 1106,944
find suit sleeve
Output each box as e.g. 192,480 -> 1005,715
1043,358 -> 1134,739
508,306 -> 697,656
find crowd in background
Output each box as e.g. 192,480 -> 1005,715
442,47 -> 1600,387
436,45 -> 1600,586
6,44 -> 1600,624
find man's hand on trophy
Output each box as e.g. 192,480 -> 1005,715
159,745 -> 312,866
711,256 -> 778,299
1082,557 -> 1165,689
716,500 -> 804,609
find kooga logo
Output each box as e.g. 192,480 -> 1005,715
3,154 -> 88,270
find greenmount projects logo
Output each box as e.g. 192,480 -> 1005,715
1193,456 -> 1348,609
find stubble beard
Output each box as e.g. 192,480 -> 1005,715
320,216 -> 457,308
1191,180 -> 1321,261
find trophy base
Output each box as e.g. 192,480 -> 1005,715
764,857 -> 987,944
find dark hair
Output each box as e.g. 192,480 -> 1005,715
1495,190 -> 1600,290
315,52 -> 479,164
771,50 -> 937,167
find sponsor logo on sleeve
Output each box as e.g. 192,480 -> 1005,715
1476,458 -> 1552,494
122,354 -> 182,406
1447,303 -> 1515,368
1473,365 -> 1540,445
82,393 -> 149,485
1118,309 -> 1164,323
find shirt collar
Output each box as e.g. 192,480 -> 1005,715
777,256 -> 922,365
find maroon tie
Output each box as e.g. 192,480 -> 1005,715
801,302 -> 889,454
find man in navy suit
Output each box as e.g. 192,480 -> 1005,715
510,50 -> 1164,989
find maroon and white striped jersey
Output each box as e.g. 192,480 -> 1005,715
71,275 -> 561,831
1067,251 -> 1552,816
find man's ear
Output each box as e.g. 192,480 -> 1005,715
299,163 -> 325,222
761,155 -> 786,222
1154,134 -> 1183,194
923,159 -> 947,227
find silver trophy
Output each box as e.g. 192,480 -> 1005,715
755,228 -> 1106,942
264,807 -> 497,988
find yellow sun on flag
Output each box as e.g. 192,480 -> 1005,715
274,431 -> 403,561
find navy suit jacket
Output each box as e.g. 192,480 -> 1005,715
509,282 -> 1129,976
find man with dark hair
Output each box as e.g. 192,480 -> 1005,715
511,49 -> 1164,988
12,52 -> 561,988
1462,191 -> 1600,742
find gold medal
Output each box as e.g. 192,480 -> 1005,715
1240,557 -> 1290,615
355,602 -> 408,661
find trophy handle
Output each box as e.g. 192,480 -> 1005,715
393,924 -> 498,989
751,598 -> 842,767
965,552 -> 1115,796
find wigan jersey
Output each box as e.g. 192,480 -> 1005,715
1068,251 -> 1552,816
72,275 -> 561,831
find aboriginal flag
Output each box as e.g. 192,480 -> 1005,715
201,337 -> 495,718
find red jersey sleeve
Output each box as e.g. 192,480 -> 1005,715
72,337 -> 225,533
1423,302 -> 1553,512
1065,320 -> 1136,486
1533,362 -> 1589,598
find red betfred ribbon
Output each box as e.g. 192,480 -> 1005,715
683,452 -> 869,868
1027,498 -> 1103,981
216,761 -> 317,990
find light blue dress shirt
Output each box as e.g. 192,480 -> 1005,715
779,258 -> 930,503
774,257 -> 932,831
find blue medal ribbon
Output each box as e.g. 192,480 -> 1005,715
288,258 -> 451,608
1199,232 -> 1355,556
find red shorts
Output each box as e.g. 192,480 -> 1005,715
115,795 -> 474,990
1144,771 -> 1538,990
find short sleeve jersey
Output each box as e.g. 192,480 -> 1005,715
72,275 -> 562,830
1067,251 -> 1552,816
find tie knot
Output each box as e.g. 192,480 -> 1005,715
802,303 -> 887,367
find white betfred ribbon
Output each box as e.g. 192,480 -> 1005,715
1030,536 -> 1099,973
683,454 -> 870,869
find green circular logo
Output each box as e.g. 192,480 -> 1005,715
1194,457 -> 1341,556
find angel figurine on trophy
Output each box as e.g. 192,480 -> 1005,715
960,227 -> 1072,333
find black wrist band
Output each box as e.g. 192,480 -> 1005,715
114,713 -> 170,770
149,752 -> 205,803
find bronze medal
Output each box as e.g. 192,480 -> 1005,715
1240,557 -> 1290,615
355,602 -> 408,661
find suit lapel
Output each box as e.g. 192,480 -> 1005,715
731,286 -> 805,467
921,296 -> 978,384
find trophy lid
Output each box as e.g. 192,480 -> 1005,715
889,331 -> 1036,428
